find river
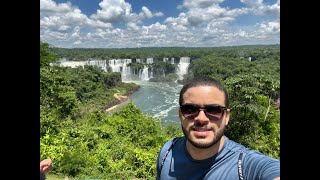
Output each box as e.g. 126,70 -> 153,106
58,58 -> 189,125
126,80 -> 183,126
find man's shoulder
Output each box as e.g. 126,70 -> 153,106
224,137 -> 280,179
244,149 -> 280,163
225,136 -> 279,161
223,136 -> 246,153
160,137 -> 184,153
241,147 -> 280,179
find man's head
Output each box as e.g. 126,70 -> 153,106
179,76 -> 230,149
179,76 -> 229,107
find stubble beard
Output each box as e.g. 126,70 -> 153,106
182,125 -> 225,149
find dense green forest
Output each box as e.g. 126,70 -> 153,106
51,44 -> 279,62
41,42 -> 280,179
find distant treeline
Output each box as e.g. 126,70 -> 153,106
50,44 -> 280,62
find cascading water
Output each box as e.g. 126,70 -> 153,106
176,57 -> 190,79
139,66 -> 150,81
171,58 -> 175,64
108,59 -> 133,81
146,58 -> 154,64
59,61 -> 87,68
57,56 -> 190,82
56,57 -> 191,124
87,59 -> 108,71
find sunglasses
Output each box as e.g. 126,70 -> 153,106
180,104 -> 228,121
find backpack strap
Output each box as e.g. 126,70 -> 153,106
159,137 -> 181,177
237,148 -> 246,180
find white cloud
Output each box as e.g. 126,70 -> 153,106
127,22 -> 140,31
154,12 -> 164,17
139,6 -> 163,19
71,26 -> 81,38
40,0 -> 72,17
182,0 -> 224,9
167,1 -> 249,28
90,0 -> 133,23
40,0 -> 91,33
240,0 -> 263,7
40,0 -> 279,48
87,20 -> 113,29
165,13 -> 189,28
245,0 -> 280,16
90,0 -> 163,25
73,40 -> 82,45
259,20 -> 280,34
141,6 -> 153,18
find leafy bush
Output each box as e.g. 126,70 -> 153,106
41,102 -> 178,179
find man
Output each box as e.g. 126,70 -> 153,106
156,76 -> 280,180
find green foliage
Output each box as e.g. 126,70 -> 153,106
50,45 -> 279,63
41,102 -> 174,179
223,74 -> 280,159
190,56 -> 235,80
40,67 -> 80,120
189,53 -> 279,82
40,41 -> 58,67
152,61 -> 177,75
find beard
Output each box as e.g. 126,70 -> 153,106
181,124 -> 225,149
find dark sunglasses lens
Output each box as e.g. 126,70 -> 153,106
205,105 -> 222,114
181,105 -> 200,119
205,105 -> 224,120
181,105 -> 199,115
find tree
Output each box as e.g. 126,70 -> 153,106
40,41 -> 58,67
223,74 -> 280,159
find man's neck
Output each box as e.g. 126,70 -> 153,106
186,136 -> 225,160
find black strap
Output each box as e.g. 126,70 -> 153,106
159,137 -> 181,176
237,148 -> 245,180
40,171 -> 46,180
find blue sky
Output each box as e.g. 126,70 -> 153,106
40,0 -> 280,48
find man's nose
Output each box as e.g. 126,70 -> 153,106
194,110 -> 209,123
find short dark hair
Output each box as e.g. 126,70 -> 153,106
179,76 -> 229,107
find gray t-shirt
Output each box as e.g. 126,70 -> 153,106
156,136 -> 280,180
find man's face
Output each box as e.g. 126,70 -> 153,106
179,86 -> 230,149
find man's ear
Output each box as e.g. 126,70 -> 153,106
225,110 -> 230,126
178,108 -> 183,122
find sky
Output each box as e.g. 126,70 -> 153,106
40,0 -> 280,48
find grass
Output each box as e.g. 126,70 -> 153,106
45,174 -> 80,180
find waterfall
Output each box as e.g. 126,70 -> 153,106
146,58 -> 153,64
108,59 -> 121,72
139,66 -> 150,81
86,59 -> 108,71
121,66 -> 132,81
57,56 -> 191,82
59,58 -> 109,71
59,60 -> 87,68
176,57 -> 190,79
171,58 -> 175,64
108,59 -> 133,81
150,67 -> 153,79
